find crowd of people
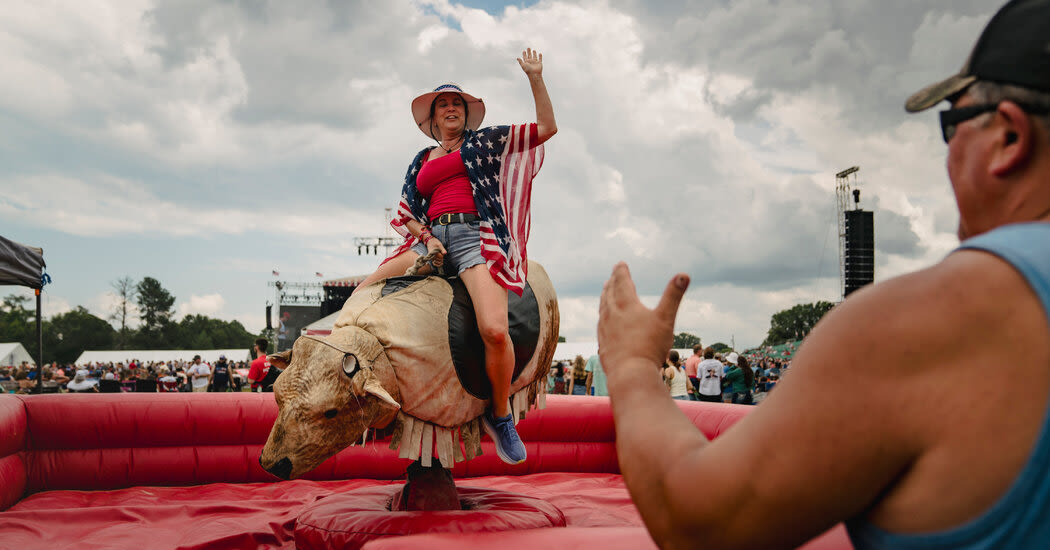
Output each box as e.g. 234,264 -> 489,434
547,346 -> 791,404
682,345 -> 793,404
547,353 -> 607,397
0,339 -> 280,394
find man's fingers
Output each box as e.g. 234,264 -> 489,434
608,262 -> 638,304
654,273 -> 689,322
599,263 -> 629,318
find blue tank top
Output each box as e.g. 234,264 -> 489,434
846,222 -> 1050,550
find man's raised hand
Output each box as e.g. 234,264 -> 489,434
598,262 -> 690,373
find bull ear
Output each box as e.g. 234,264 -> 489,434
269,350 -> 292,369
363,371 -> 400,429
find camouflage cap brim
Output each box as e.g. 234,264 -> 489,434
905,73 -> 977,113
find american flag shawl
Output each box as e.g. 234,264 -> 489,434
385,123 -> 544,296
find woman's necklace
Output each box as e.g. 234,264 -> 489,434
439,135 -> 463,154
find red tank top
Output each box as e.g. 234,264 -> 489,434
416,150 -> 478,219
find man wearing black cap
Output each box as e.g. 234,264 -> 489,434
208,354 -> 233,392
596,1 -> 1050,548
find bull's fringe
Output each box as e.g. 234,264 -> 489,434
385,378 -> 548,465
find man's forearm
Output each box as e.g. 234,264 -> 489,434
608,358 -> 712,541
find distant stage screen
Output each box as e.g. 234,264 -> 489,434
276,305 -> 321,352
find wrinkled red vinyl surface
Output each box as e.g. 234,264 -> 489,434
295,485 -> 566,550
0,473 -> 633,549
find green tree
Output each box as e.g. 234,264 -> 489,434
710,342 -> 731,353
762,301 -> 836,346
672,332 -> 701,349
43,307 -> 116,364
171,314 -> 256,350
135,277 -> 175,347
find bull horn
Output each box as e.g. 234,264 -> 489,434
364,375 -> 399,409
363,373 -> 400,429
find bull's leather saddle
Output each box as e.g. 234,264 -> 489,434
381,275 -> 540,400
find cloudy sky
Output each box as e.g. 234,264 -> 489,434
0,0 -> 999,349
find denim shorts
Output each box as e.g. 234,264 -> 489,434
411,220 -> 486,276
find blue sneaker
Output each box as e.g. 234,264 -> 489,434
481,410 -> 527,464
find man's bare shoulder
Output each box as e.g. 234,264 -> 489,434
689,249 -> 1042,537
682,255 -> 997,541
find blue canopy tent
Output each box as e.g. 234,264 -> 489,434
0,235 -> 47,392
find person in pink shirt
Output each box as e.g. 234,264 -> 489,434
683,344 -> 702,401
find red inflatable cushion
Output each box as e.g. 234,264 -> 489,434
295,485 -> 566,550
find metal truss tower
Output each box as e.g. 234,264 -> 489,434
835,166 -> 860,300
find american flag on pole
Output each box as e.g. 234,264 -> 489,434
387,123 -> 543,295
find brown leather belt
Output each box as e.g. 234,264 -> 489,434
433,212 -> 480,225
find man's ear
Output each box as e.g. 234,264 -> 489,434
990,101 -> 1035,177
268,350 -> 292,369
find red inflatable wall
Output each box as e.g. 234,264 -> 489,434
0,393 -> 750,497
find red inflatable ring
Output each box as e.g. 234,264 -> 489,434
294,485 -> 567,550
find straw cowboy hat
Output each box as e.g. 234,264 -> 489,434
411,83 -> 485,139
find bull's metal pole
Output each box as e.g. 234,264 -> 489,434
34,288 -> 43,394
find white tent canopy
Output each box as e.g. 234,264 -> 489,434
0,343 -> 34,367
302,311 -> 339,336
75,349 -> 252,366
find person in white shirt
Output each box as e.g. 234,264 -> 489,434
695,347 -> 723,403
187,355 -> 211,393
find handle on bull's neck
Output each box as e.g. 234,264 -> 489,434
405,249 -> 441,277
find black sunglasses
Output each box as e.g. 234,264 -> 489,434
939,102 -> 1050,143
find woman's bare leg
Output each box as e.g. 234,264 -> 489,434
353,250 -> 425,294
459,264 -> 512,417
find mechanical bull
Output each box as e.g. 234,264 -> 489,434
260,260 -> 559,481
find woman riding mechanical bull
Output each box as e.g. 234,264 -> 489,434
355,48 -> 557,465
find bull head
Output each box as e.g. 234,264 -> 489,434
259,328 -> 400,480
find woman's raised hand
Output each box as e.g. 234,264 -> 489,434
519,47 -> 556,143
517,48 -> 543,77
